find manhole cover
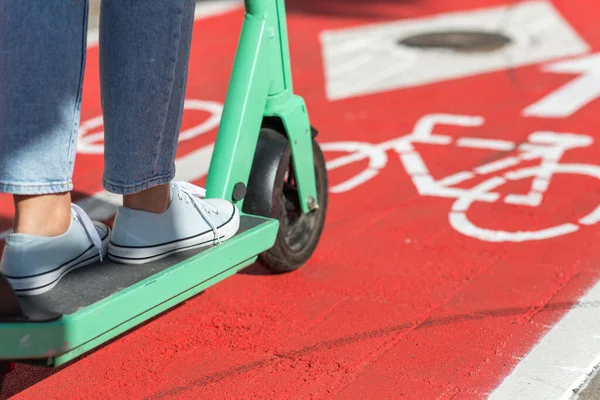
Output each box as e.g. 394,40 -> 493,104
399,31 -> 512,53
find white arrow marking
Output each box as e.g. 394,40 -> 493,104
523,53 -> 600,118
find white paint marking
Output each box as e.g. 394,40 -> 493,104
489,281 -> 600,399
400,152 -> 429,176
422,184 -> 498,203
524,53 -> 600,118
322,142 -> 388,171
321,0 -> 590,100
518,143 -> 555,161
450,211 -> 578,242
325,151 -> 370,171
579,205 -> 600,226
506,165 -> 553,181
393,139 -> 414,153
437,171 -> 475,187
411,114 -> 483,144
528,131 -> 594,148
410,136 -> 453,146
457,138 -> 516,151
451,177 -> 505,212
450,163 -> 600,242
409,175 -> 434,193
178,100 -> 223,140
504,193 -> 543,207
475,157 -> 520,175
322,142 -> 389,194
330,169 -> 380,194
532,177 -> 551,193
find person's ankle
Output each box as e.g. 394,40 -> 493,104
13,193 -> 72,236
123,183 -> 170,214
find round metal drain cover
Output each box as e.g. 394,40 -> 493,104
399,31 -> 512,53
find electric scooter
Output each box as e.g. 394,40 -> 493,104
0,0 -> 328,389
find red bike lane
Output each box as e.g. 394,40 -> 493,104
3,0 -> 600,398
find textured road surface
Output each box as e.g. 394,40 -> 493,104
3,0 -> 600,399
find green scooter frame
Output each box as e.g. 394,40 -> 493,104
0,0 -> 328,384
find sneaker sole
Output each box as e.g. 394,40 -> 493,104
108,206 -> 241,265
5,230 -> 111,297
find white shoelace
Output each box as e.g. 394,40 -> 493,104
172,181 -> 222,245
71,203 -> 104,261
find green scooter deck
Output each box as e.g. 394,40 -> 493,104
0,215 -> 278,367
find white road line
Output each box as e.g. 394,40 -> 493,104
450,210 -> 578,242
532,176 -> 551,192
437,171 -> 474,187
450,176 -> 504,213
456,137 -> 516,151
400,151 -> 429,176
504,192 -> 543,207
580,205 -> 600,226
475,157 -> 520,175
489,280 -> 600,399
329,169 -> 380,194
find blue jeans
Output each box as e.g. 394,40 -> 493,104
0,0 -> 195,195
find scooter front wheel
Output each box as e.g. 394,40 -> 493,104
244,127 -> 328,273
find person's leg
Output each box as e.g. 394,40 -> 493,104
99,0 -> 195,213
0,1 -> 89,236
0,1 -> 109,296
13,194 -> 71,236
100,0 -> 240,264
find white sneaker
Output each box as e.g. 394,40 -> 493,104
108,181 -> 240,265
0,204 -> 109,296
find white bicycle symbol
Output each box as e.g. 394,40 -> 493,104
322,114 -> 600,242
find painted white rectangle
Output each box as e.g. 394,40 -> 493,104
321,0 -> 590,100
504,193 -> 542,207
411,135 -> 453,146
457,138 -> 516,151
532,177 -> 551,193
489,281 -> 600,399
